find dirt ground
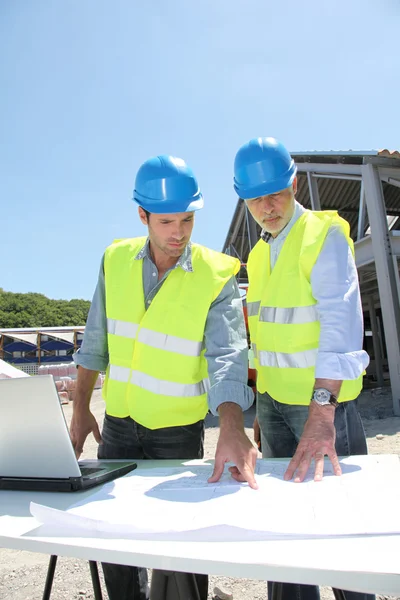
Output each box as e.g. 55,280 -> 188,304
1,384 -> 399,600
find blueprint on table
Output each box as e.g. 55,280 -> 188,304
30,455 -> 400,541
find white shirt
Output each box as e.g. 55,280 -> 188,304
265,201 -> 370,380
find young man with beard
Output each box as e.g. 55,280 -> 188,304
71,155 -> 257,600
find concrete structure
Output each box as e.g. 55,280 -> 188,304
223,150 -> 400,414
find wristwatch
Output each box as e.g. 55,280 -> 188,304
311,388 -> 338,407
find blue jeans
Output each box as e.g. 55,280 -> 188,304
98,414 -> 207,600
257,392 -> 374,600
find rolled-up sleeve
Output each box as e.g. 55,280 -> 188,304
311,227 -> 370,380
73,257 -> 109,372
204,276 -> 254,415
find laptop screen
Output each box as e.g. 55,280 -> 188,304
0,375 -> 82,478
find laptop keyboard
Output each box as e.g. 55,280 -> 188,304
79,466 -> 104,476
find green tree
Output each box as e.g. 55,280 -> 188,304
0,290 -> 91,328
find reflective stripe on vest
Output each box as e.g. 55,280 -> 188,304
257,348 -> 317,369
252,343 -> 317,368
259,305 -> 318,325
109,364 -> 210,397
107,318 -> 138,338
247,301 -> 261,317
107,318 -> 203,357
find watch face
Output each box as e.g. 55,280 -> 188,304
314,389 -> 331,404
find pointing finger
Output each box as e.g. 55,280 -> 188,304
208,457 -> 225,483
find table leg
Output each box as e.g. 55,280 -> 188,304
175,572 -> 202,600
150,570 -> 203,599
270,581 -> 283,600
89,561 -> 103,600
42,555 -> 58,600
269,584 -> 347,600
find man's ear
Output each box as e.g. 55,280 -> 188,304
292,176 -> 298,196
138,207 -> 148,225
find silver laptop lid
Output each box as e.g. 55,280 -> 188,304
0,375 -> 82,478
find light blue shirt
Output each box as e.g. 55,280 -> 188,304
74,239 -> 254,416
264,201 -> 370,380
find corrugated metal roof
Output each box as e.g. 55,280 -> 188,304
378,149 -> 400,159
290,149 -> 400,159
291,150 -> 379,157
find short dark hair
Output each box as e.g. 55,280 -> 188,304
143,209 -> 151,221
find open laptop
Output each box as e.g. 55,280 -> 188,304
0,375 -> 137,492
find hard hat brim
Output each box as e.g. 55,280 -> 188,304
133,194 -> 204,214
234,167 -> 297,200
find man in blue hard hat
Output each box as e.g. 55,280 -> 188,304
233,138 -> 372,600
70,155 -> 257,600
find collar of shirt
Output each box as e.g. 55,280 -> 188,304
260,201 -> 306,246
134,238 -> 194,272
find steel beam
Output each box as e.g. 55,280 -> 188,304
362,163 -> 400,414
392,232 -> 400,256
296,163 -> 362,175
307,173 -> 321,210
354,235 -> 374,268
367,296 -> 384,387
312,174 -> 362,181
245,206 -> 259,251
393,256 -> 400,303
229,201 -> 245,245
228,244 -> 241,260
379,167 -> 400,179
380,176 -> 400,189
366,157 -> 400,169
377,316 -> 386,364
357,181 -> 367,241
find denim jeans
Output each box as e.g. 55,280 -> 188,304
257,392 -> 374,600
98,414 -> 208,600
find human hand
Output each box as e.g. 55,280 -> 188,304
209,428 -> 258,489
208,403 -> 258,489
284,403 -> 341,483
70,409 -> 102,459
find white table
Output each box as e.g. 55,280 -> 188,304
1,459 -> 400,598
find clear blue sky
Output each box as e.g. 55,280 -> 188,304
1,0 -> 399,300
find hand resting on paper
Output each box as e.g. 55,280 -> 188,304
284,401 -> 341,483
208,402 -> 258,489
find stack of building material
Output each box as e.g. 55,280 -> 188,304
38,363 -> 104,402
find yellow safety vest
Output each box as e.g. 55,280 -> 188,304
247,210 -> 363,405
102,237 -> 240,429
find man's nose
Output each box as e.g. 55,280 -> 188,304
172,228 -> 185,240
261,197 -> 274,213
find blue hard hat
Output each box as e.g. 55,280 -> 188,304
133,155 -> 203,214
233,137 -> 297,200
